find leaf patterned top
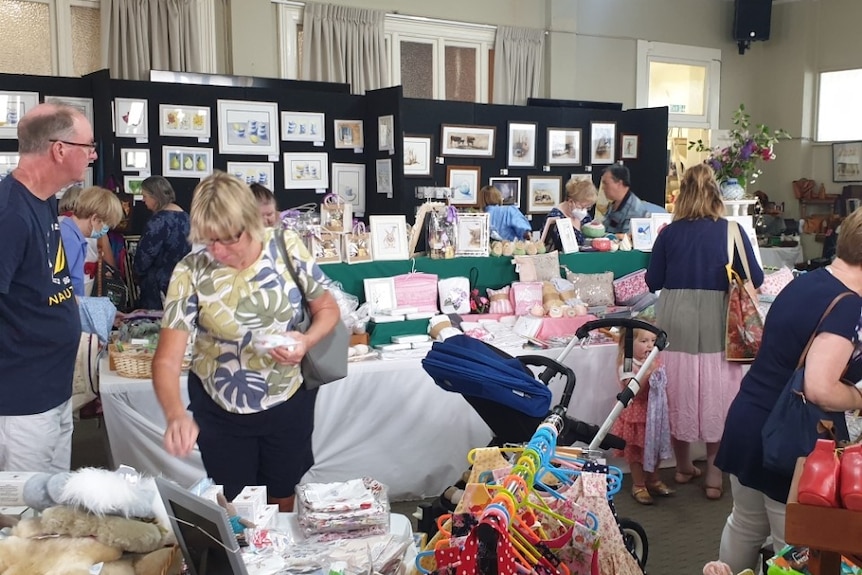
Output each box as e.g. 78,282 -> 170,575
162,228 -> 328,414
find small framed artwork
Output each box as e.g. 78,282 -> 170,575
120,148 -> 150,172
440,124 -> 496,158
158,104 -> 211,139
630,217 -> 653,251
833,141 -> 862,182
621,134 -> 639,160
281,111 -> 325,142
847,198 -> 862,214
283,152 -> 329,190
114,97 -> 148,139
527,175 -> 562,214
378,114 -> 394,152
547,127 -> 581,166
554,218 -> 579,254
507,122 -> 537,168
217,99 -> 279,155
590,121 -> 616,165
123,175 -> 146,197
44,96 -> 94,126
455,212 -> 490,257
0,152 -> 20,181
226,161 -> 275,187
162,146 -> 213,178
651,212 -> 674,239
0,91 -> 39,139
331,163 -> 366,214
489,177 -> 521,207
369,215 -> 409,262
447,165 -> 481,206
363,276 -> 397,314
403,135 -> 432,177
74,167 -> 93,188
376,158 -> 393,197
334,119 -> 364,149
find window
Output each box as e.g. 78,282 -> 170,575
817,69 -> 862,142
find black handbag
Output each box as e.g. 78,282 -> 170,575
274,231 -> 349,390
96,258 -> 131,311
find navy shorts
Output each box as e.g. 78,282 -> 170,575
187,371 -> 318,500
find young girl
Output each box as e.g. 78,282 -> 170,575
610,326 -> 674,505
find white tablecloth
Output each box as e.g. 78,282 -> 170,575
759,245 -> 803,269
100,342 -> 618,501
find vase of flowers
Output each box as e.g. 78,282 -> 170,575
689,104 -> 791,200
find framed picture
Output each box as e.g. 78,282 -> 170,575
547,127 -> 581,166
331,163 -> 366,214
114,97 -> 148,139
162,146 -> 213,178
71,167 -> 93,189
0,152 -> 20,181
158,104 -> 211,138
369,215 -> 408,261
848,198 -> 862,215
0,92 -> 39,139
455,212 -> 490,257
651,212 -> 674,239
376,158 -> 393,197
621,134 -> 639,160
527,175 -> 562,214
123,175 -> 146,197
363,276 -> 397,314
283,152 -> 329,190
226,161 -> 275,187
590,121 -> 616,165
489,177 -> 521,207
447,165 -> 481,206
280,111 -> 325,142
440,124 -> 496,158
833,141 -> 862,182
555,217 -> 579,254
120,148 -> 150,172
378,114 -> 394,152
403,135 -> 432,177
630,217 -> 653,251
44,96 -> 93,126
507,122 -> 537,168
334,119 -> 364,149
217,99 -> 279,155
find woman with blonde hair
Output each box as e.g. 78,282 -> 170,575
645,163 -> 764,500
546,177 -> 598,249
152,171 -> 340,512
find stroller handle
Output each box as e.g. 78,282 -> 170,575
574,318 -> 668,351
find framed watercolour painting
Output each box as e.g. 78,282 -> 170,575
447,165 -> 481,206
440,124 -> 496,158
630,217 -> 653,251
489,177 -> 521,207
369,215 -> 408,262
162,146 -> 213,178
281,111 -> 325,142
124,175 -> 146,197
547,128 -> 581,166
833,141 -> 862,182
120,148 -> 150,172
376,158 -> 393,197
590,121 -> 616,165
45,96 -> 93,126
507,122 -> 537,168
334,119 -> 364,149
378,114 -> 394,152
455,213 -> 490,257
0,153 -> 19,181
0,92 -> 38,139
217,100 -> 279,155
159,104 -> 211,138
226,162 -> 275,187
114,98 -> 148,139
621,134 -> 639,160
283,152 -> 329,190
331,163 -> 366,214
555,217 -> 579,254
403,135 -> 432,177
527,175 -> 562,214
363,276 -> 397,314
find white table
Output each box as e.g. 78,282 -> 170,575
99,342 -> 618,501
759,245 -> 803,269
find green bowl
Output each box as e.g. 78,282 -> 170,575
582,223 -> 606,238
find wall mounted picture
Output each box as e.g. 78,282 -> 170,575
159,104 -> 211,138
547,128 -> 581,166
455,213 -> 490,257
527,175 -> 562,214
124,175 -> 146,197
44,96 -> 93,127
447,165 -> 481,206
334,119 -> 364,149
217,100 -> 279,155
71,167 -> 93,190
488,177 -> 521,207
226,161 -> 275,187
162,146 -> 213,178
369,215 -> 409,261
440,124 -> 496,158
0,152 -> 19,181
833,141 -> 862,182
283,152 -> 329,190
331,163 -> 366,214
0,91 -> 39,139
621,134 -> 639,160
507,122 -> 537,168
590,121 -> 616,165
378,114 -> 394,152
403,135 -> 432,177
363,276 -> 397,313
281,111 -> 325,142
114,98 -> 148,139
120,148 -> 150,172
376,158 -> 393,197
630,217 -> 653,251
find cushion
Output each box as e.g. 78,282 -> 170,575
612,268 -> 649,306
759,266 -> 795,297
486,286 -> 514,315
565,270 -> 614,307
513,251 -> 562,282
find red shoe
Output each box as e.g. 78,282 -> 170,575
840,444 -> 862,510
797,439 -> 841,507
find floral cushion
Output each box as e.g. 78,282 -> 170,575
759,266 -> 795,297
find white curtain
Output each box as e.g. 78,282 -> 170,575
492,26 -> 545,106
301,2 -> 388,95
102,0 -> 203,81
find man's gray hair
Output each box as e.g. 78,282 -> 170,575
17,104 -> 81,155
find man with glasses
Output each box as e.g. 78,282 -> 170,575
0,103 -> 97,472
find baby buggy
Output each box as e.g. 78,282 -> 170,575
421,318 -> 669,572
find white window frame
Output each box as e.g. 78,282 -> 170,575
636,40 -> 721,130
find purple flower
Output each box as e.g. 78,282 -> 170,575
708,158 -> 722,172
739,139 -> 756,160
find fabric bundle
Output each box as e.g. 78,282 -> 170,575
295,477 -> 390,541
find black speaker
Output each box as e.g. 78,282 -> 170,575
733,0 -> 772,42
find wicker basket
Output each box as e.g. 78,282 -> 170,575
109,344 -> 154,379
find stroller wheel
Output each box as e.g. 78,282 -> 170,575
619,517 -> 649,570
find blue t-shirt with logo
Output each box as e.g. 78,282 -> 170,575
0,175 -> 81,415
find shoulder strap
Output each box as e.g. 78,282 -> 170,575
274,230 -> 309,310
727,221 -> 753,282
797,291 -> 854,369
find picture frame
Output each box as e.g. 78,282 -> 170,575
832,141 -> 862,182
590,121 -> 616,165
70,167 -> 93,190
114,97 -> 149,139
123,175 -> 146,197
621,134 -> 639,160
403,135 -> 432,177
440,124 -> 496,158
363,276 -> 397,314
378,114 -> 394,152
447,165 -> 481,206
630,217 -> 654,251
455,212 -> 490,257
376,158 -> 393,197
555,217 -> 579,254
331,162 -> 366,214
217,99 -> 279,155
226,161 -> 275,187
547,127 -> 581,166
847,198 -> 862,215
44,96 -> 93,127
369,215 -> 408,262
334,119 -> 364,149
283,152 -> 329,190
158,104 -> 211,139
280,111 -> 325,142
0,91 -> 39,139
120,148 -> 150,172
527,175 -> 562,214
650,212 -> 674,239
0,152 -> 20,182
489,177 -> 521,207
507,121 -> 537,168
162,146 -> 214,178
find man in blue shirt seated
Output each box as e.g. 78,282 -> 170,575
601,165 -> 656,234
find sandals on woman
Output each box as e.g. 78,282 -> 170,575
673,465 -> 703,484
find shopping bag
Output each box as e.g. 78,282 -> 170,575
725,222 -> 763,363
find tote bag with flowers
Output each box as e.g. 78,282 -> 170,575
725,221 -> 763,363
